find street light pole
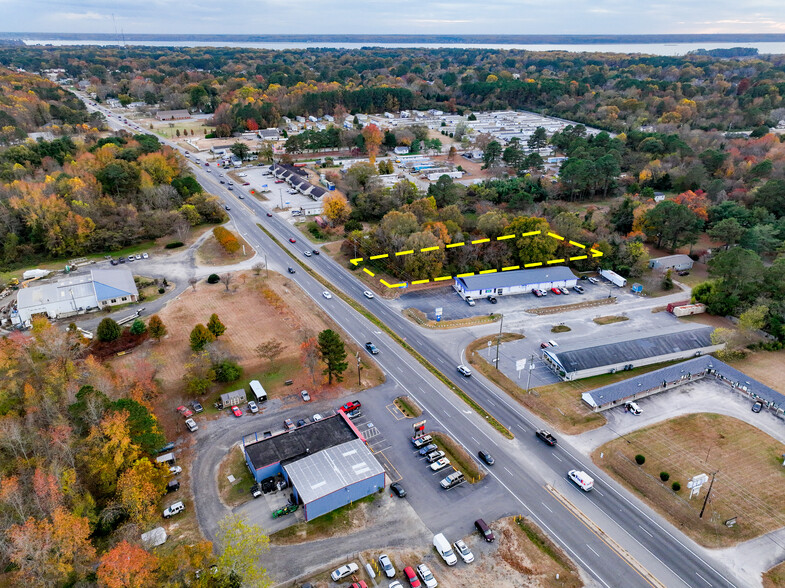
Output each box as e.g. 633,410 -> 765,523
494,313 -> 503,370
356,352 -> 362,387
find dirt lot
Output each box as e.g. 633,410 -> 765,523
110,272 -> 384,408
592,413 -> 785,547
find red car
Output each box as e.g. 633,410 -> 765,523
550,287 -> 562,295
176,405 -> 194,418
289,237 -> 297,243
231,406 -> 243,418
275,179 -> 284,183
266,213 -> 273,217
341,400 -> 362,413
403,566 -> 421,588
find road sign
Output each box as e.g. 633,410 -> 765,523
435,307 -> 442,322
516,358 -> 527,371
413,420 -> 427,435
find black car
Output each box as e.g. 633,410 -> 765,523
752,400 -> 764,413
487,296 -> 497,304
478,450 -> 495,466
390,482 -> 406,497
312,249 -> 320,255
118,257 -> 127,264
297,419 -> 306,427
365,342 -> 379,354
288,267 -> 296,274
678,270 -> 690,276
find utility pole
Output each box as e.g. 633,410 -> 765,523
264,254 -> 268,278
356,352 -> 362,387
525,354 -> 535,393
494,313 -> 503,370
699,471 -> 717,519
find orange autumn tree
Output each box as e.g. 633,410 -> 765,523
362,123 -> 383,165
97,540 -> 158,588
671,190 -> 710,221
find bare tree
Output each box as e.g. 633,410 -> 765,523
254,339 -> 284,368
220,273 -> 233,292
252,263 -> 264,276
188,277 -> 198,291
173,217 -> 191,242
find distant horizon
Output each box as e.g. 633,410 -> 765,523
3,33 -> 785,44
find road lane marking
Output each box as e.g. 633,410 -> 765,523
587,545 -> 600,557
553,454 -> 563,462
638,525 -> 654,538
541,502 -> 553,513
504,467 -> 514,476
696,572 -> 712,586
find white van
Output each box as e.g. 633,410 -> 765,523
568,469 -> 594,492
249,380 -> 267,403
433,533 -> 458,565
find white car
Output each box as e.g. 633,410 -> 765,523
184,418 -> 198,432
142,252 -> 149,259
363,290 -> 374,299
304,250 -> 312,257
248,401 -> 259,414
453,539 -> 474,563
457,364 -> 472,377
417,564 -> 438,588
169,465 -> 182,476
322,291 -> 332,299
330,562 -> 359,581
547,340 -> 558,347
312,413 -> 323,422
301,390 -> 311,402
625,401 -> 642,415
388,582 -> 403,588
430,458 -> 451,471
378,554 -> 395,578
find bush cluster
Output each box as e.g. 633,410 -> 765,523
165,241 -> 184,249
213,226 -> 241,253
207,274 -> 220,284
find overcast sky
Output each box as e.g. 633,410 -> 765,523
3,0 -> 785,35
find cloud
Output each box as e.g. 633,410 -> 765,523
54,11 -> 111,21
409,19 -> 473,24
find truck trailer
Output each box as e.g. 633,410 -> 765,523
599,269 -> 627,288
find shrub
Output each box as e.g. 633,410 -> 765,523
189,324 -> 215,351
213,226 -> 240,253
129,319 -> 147,335
158,287 -> 165,294
660,471 -> 670,482
207,274 -> 220,284
635,454 -> 646,465
97,318 -> 121,342
213,359 -> 242,382
165,241 -> 184,249
344,219 -> 362,233
672,481 -> 681,491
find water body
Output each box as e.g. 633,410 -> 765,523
22,40 -> 785,56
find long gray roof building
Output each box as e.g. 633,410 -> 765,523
543,325 -> 723,380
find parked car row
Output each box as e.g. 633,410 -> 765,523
411,434 -> 465,491
110,252 -> 149,265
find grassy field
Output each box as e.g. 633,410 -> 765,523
430,432 -> 484,483
764,561 -> 785,588
394,395 -> 422,417
592,413 -> 785,547
512,517 -> 583,588
404,307 -> 500,329
195,228 -> 256,265
218,445 -> 256,507
270,493 -> 377,545
728,349 -> 785,394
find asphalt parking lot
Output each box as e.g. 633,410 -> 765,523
397,279 -> 623,321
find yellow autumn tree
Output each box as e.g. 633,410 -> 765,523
361,123 -> 383,165
322,192 -> 351,226
83,410 -> 140,496
116,458 -> 168,526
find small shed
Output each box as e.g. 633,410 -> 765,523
141,527 -> 167,547
219,389 -> 247,409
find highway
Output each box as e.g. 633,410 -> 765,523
88,102 -> 743,587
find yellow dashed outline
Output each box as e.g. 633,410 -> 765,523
349,231 -> 603,289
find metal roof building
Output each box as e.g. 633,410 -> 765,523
543,325 -> 723,381
454,266 -> 577,298
243,414 -> 385,521
15,268 -> 138,325
582,356 -> 785,413
649,254 -> 694,271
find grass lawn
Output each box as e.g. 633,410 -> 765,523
403,307 -> 501,329
512,517 -> 583,588
592,413 -> 785,547
196,229 -> 255,266
218,444 -> 256,508
394,395 -> 422,418
296,221 -> 343,244
430,432 -> 484,483
764,561 -> 785,588
270,493 -> 377,545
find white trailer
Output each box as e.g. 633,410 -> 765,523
23,269 -> 50,280
599,269 -> 627,288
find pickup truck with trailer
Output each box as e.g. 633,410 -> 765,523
536,430 -> 557,446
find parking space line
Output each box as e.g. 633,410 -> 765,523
386,403 -> 407,420
376,451 -> 402,483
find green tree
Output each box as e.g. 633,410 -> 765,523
482,140 -> 502,169
190,324 -> 215,351
216,514 -> 271,588
527,127 -> 548,150
523,152 -> 544,171
109,398 -> 166,455
642,200 -> 704,250
317,329 -> 348,385
97,318 -> 121,342
213,360 -> 243,382
610,197 -> 636,235
708,247 -> 765,304
207,313 -> 226,338
502,141 -> 524,169
753,179 -> 785,218
230,142 -> 250,161
708,218 -> 745,250
129,319 -> 147,335
148,314 -> 167,341
506,216 -> 559,266
594,153 -> 621,198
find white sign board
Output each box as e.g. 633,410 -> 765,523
516,358 -> 527,371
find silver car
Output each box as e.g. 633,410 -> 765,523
378,554 -> 395,578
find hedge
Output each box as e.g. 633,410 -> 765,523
165,241 -> 184,249
213,226 -> 240,253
